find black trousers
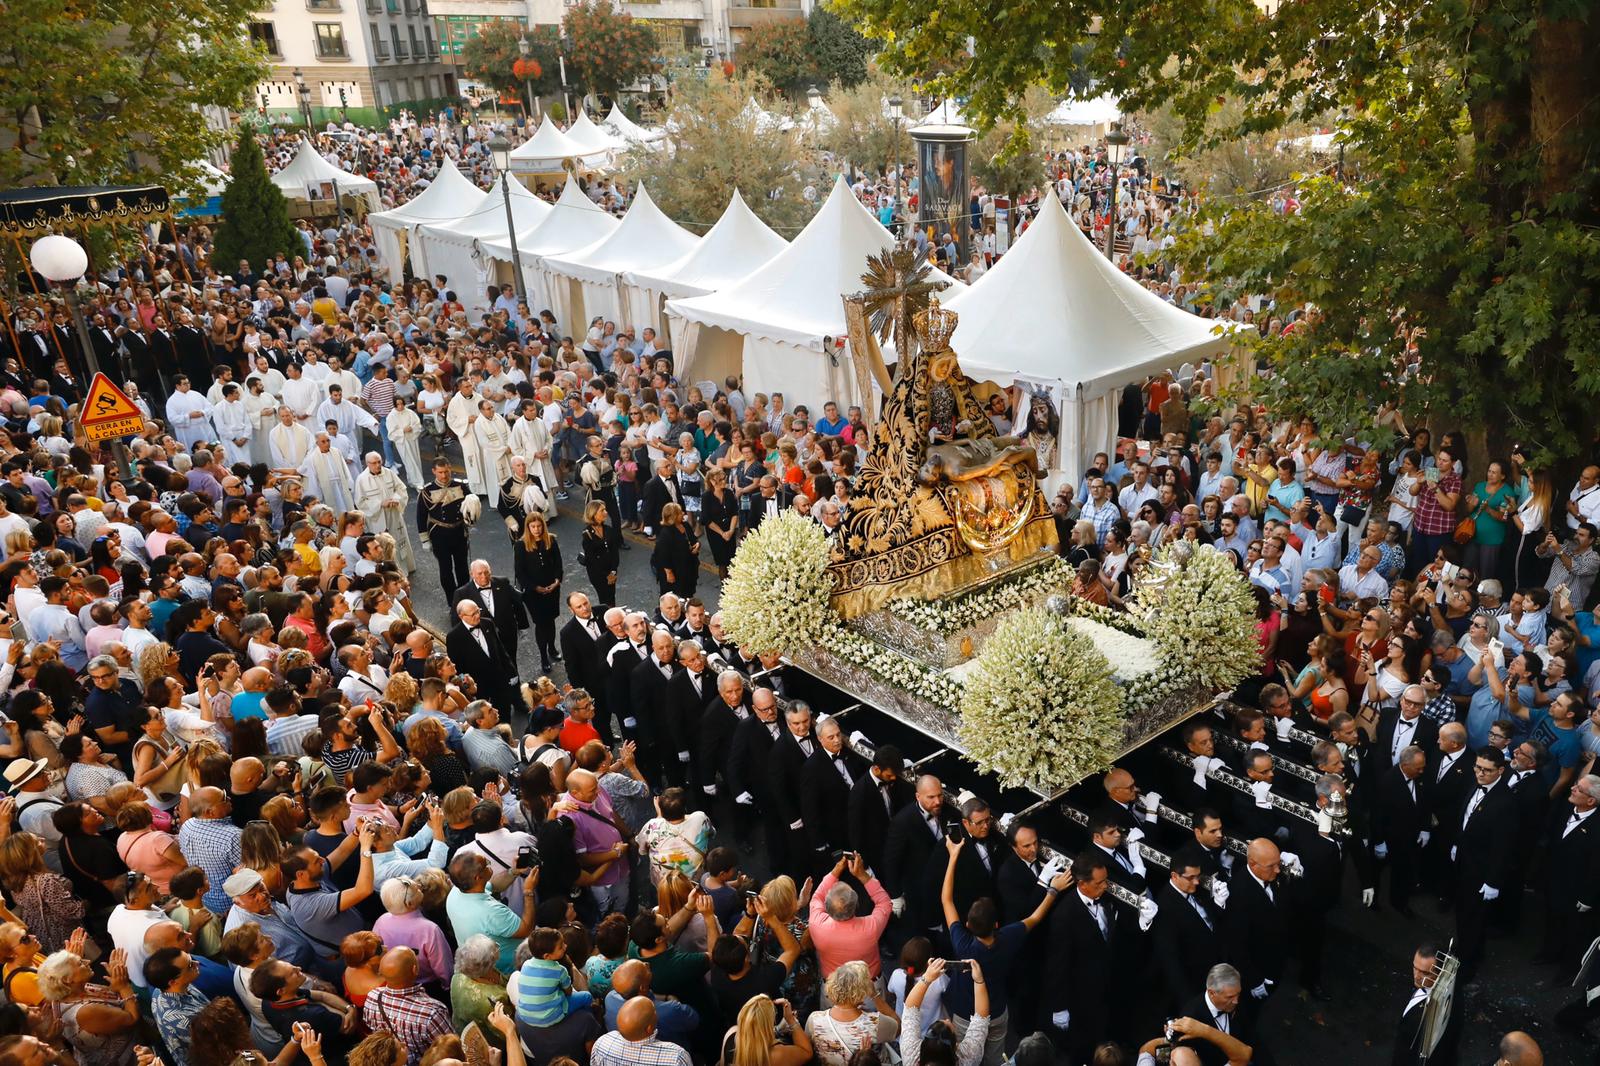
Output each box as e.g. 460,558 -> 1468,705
1455,879 -> 1495,975
431,531 -> 470,596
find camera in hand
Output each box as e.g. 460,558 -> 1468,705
516,845 -> 537,869
942,959 -> 972,972
945,822 -> 966,843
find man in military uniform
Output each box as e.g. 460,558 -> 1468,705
579,434 -> 628,551
417,456 -> 476,594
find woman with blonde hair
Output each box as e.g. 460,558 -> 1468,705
239,820 -> 287,898
37,946 -> 140,1066
517,511 -> 563,672
655,870 -> 709,952
804,961 -> 900,1066
652,501 -> 698,597
0,835 -> 82,953
729,994 -> 814,1066
580,500 -> 620,607
753,876 -> 817,1009
383,670 -> 420,713
137,641 -> 179,694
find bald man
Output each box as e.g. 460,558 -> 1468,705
591,996 -> 690,1066
1102,767 -> 1161,834
363,948 -> 453,1066
1426,723 -> 1474,897
601,959 -> 698,1049
1222,839 -> 1288,1002
176,787 -> 242,913
883,773 -> 959,930
145,919 -> 233,999
1495,1031 -> 1542,1066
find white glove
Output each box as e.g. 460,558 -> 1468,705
1450,846 -> 1457,862
1192,757 -> 1214,787
1336,740 -> 1350,757
1361,888 -> 1375,907
1138,897 -> 1160,931
849,730 -> 869,751
788,818 -> 804,831
735,792 -> 754,806
1126,827 -> 1145,843
1210,880 -> 1230,908
1140,791 -> 1161,813
622,716 -> 638,729
1251,780 -> 1273,808
1373,842 -> 1388,860
1220,850 -> 1236,870
1479,884 -> 1499,901
507,674 -> 520,688
1418,831 -> 1431,848
1579,902 -> 1593,913
702,784 -> 719,797
1128,849 -> 1147,878
678,750 -> 691,763
1250,982 -> 1270,1000
1275,716 -> 1293,740
1051,1010 -> 1071,1029
1316,810 -> 1334,834
891,896 -> 906,917
1281,851 -> 1303,876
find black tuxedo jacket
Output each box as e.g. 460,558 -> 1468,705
628,655 -> 677,747
1427,752 -> 1474,839
1371,767 -> 1427,854
882,801 -> 956,925
1543,802 -> 1600,910
766,730 -> 816,826
640,476 -> 678,530
1506,768 -> 1551,841
727,714 -> 780,805
452,578 -> 528,660
1152,884 -> 1223,1005
697,695 -> 750,792
1222,871 -> 1288,989
929,836 -> 1003,922
1045,890 -> 1122,1026
996,851 -> 1048,926
1372,709 -> 1439,779
1093,842 -> 1148,896
605,639 -> 650,728
799,747 -> 867,856
664,667 -> 713,764
1453,780 -> 1516,891
1175,993 -> 1257,1066
743,489 -> 794,534
1288,821 -> 1345,914
445,622 -> 516,707
848,773 -> 910,874
558,615 -> 609,697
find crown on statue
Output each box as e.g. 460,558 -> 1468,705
913,297 -> 958,353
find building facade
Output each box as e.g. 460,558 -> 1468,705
251,0 -> 457,125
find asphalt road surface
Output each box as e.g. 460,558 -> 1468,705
396,464 -> 1589,1065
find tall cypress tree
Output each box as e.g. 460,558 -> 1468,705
213,127 -> 301,270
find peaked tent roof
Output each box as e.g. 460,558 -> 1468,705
541,184 -> 699,285
566,112 -> 624,157
624,189 -> 787,299
667,176 -> 964,351
414,169 -> 550,246
481,174 -> 617,261
1044,93 -> 1122,127
916,99 -> 968,129
603,104 -> 666,144
509,115 -> 586,170
369,156 -> 486,228
943,193 -> 1237,396
270,138 -> 379,202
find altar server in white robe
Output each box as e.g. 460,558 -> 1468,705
315,384 -> 378,446
355,451 -> 416,573
165,376 -> 213,450
472,400 -> 514,508
280,361 -> 322,426
324,422 -> 362,483
246,353 -> 285,398
244,377 -> 277,466
210,383 -> 255,466
297,432 -> 355,513
509,401 -> 559,516
386,394 -> 425,488
269,406 -> 315,476
446,377 -> 490,496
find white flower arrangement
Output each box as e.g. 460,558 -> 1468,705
1062,616 -> 1159,680
720,511 -> 834,658
958,608 -> 1127,793
1133,543 -> 1262,692
889,557 -> 1075,633
821,625 -> 966,708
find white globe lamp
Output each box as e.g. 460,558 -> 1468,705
29,234 -> 89,283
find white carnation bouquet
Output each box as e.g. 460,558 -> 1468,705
1134,542 -> 1261,692
720,511 -> 834,657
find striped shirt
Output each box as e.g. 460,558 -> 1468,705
363,378 -> 397,419
514,957 -> 572,1026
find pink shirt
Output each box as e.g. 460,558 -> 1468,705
560,790 -> 627,887
808,870 -> 892,978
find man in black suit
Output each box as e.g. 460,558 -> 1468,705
1260,683 -> 1316,761
766,700 -> 818,881
929,796 -> 1003,922
1086,810 -> 1149,895
1288,774 -> 1348,1000
1232,750 -> 1288,844
173,313 -> 209,383
993,819 -> 1054,1032
1174,964 -> 1261,1066
697,670 -> 749,807
662,638 -> 712,789
847,743 -> 910,875
1424,723 -> 1473,899
639,458 -> 680,536
1101,767 -> 1163,840
453,559 -> 530,688
1500,738 -> 1551,929
628,629 -> 678,782
1373,686 -> 1440,782
1046,852 -> 1125,1062
799,716 -> 868,874
883,774 -> 957,933
558,592 -> 609,712
728,686 -> 783,868
1372,745 -> 1430,915
444,600 -> 517,713
1452,747 -> 1516,980
1151,848 -> 1224,1009
742,475 -> 789,535
1178,720 -> 1227,812
1191,809 -> 1235,883
605,611 -> 651,742
1389,943 -> 1458,1066
1536,773 -> 1600,969
1222,838 -> 1289,1003
1221,706 -> 1271,775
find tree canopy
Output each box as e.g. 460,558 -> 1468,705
835,0 -> 1600,464
736,8 -> 876,94
563,1 -> 660,100
461,20 -> 562,100
0,0 -> 265,195
212,129 -> 301,270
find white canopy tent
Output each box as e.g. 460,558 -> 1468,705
368,157 -> 487,285
916,99 -> 968,128
508,115 -> 587,174
623,190 -> 788,370
667,176 -> 964,410
411,175 -> 550,315
539,184 -> 699,337
943,193 -> 1240,483
270,138 -> 380,213
480,175 -> 618,334
565,112 -> 625,164
603,104 -> 666,146
1044,93 -> 1123,136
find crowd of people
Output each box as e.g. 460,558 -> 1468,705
0,104 -> 1564,1066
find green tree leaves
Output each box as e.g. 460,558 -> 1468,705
212,127 -> 302,272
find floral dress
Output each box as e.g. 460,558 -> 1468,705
12,871 -> 84,952
635,812 -> 712,886
753,913 -> 818,1011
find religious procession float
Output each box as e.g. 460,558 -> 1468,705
718,247 -> 1261,797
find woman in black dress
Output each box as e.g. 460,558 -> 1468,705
701,467 -> 740,579
515,512 -> 563,672
651,502 -> 699,598
580,500 -> 620,609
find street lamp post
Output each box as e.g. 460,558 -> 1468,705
338,86 -> 349,125
888,93 -> 903,236
1103,123 -> 1130,262
557,38 -> 571,121
294,68 -> 313,130
489,135 -> 528,305
518,34 -> 539,121
28,235 -> 132,480
1337,106 -> 1349,183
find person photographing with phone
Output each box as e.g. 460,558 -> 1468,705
808,850 -> 893,986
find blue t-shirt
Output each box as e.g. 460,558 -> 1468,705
945,920 -> 1028,1018
815,416 -> 847,437
231,691 -> 268,721
1528,707 -> 1585,784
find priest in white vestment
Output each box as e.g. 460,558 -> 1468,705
165,379 -> 213,450
386,396 -> 425,488
244,379 -> 277,465
355,452 -> 416,573
269,406 -> 314,475
210,384 -> 255,466
446,378 -> 490,496
472,400 -> 514,508
508,406 -> 559,517
316,386 -> 378,448
297,433 -> 355,513
280,362 -> 322,426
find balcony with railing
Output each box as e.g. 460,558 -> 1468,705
728,0 -> 802,27
366,0 -> 381,11
394,40 -> 410,58
306,0 -> 341,9
372,40 -> 391,59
